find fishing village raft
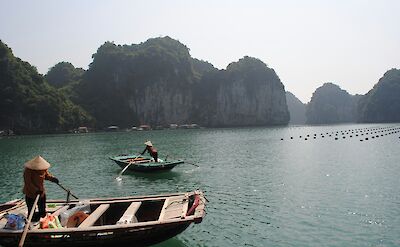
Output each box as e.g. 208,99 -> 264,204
0,191 -> 206,247
110,155 -> 184,172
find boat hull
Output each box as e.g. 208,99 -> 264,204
0,191 -> 206,247
0,221 -> 190,247
110,155 -> 184,172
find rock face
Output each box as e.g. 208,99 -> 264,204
193,57 -> 289,127
76,38 -> 289,128
306,83 -> 359,124
77,37 -> 196,127
286,91 -> 306,125
358,69 -> 400,123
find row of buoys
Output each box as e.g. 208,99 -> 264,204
359,129 -> 400,142
280,126 -> 400,141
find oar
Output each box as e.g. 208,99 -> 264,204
18,194 -> 40,247
186,162 -> 199,167
165,154 -> 199,167
57,183 -> 78,199
116,161 -> 135,181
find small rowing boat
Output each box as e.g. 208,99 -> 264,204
0,190 -> 206,247
109,155 -> 184,172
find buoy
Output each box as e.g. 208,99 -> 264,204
365,138 -> 368,140
360,140 -> 363,142
335,138 -> 338,140
281,138 -> 283,140
290,137 -> 293,139
305,138 -> 308,140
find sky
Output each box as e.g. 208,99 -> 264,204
1,0 -> 399,103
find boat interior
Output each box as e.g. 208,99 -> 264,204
0,193 -> 201,230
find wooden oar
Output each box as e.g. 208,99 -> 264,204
18,194 -> 40,247
57,183 -> 79,199
165,154 -> 199,167
116,161 -> 135,181
186,162 -> 199,167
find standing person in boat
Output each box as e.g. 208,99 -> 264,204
23,155 -> 59,221
141,141 -> 158,162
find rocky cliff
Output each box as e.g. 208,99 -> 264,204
74,38 -> 289,128
193,57 -> 289,126
77,37 -> 196,127
357,69 -> 400,123
286,91 -> 306,125
306,83 -> 359,124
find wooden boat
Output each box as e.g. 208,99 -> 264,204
109,155 -> 184,172
0,190 -> 206,247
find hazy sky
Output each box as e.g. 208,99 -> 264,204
1,0 -> 399,102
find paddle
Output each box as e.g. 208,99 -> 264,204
56,183 -> 78,199
116,161 -> 135,181
18,194 -> 40,247
186,162 -> 199,167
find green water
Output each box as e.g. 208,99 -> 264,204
1,124 -> 400,246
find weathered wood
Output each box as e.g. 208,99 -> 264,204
158,195 -> 186,222
0,191 -> 206,247
78,204 -> 110,228
18,194 -> 39,247
117,202 -> 142,224
181,195 -> 189,219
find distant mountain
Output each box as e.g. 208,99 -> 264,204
306,83 -> 359,124
0,40 -> 92,133
46,62 -> 84,89
286,91 -> 306,124
358,69 -> 400,123
45,62 -> 85,102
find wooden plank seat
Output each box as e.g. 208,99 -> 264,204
158,195 -> 187,222
117,202 -> 142,224
78,204 -> 110,228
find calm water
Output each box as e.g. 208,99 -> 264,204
1,124 -> 400,247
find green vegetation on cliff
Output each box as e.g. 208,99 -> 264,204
0,41 -> 92,133
306,83 -> 359,124
358,69 -> 400,123
76,37 -> 197,127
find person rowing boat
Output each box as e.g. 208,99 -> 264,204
141,141 -> 158,162
22,156 -> 59,221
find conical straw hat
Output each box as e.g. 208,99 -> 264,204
24,156 -> 51,170
144,141 -> 153,146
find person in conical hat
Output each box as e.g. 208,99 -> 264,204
23,156 -> 59,221
141,140 -> 158,162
